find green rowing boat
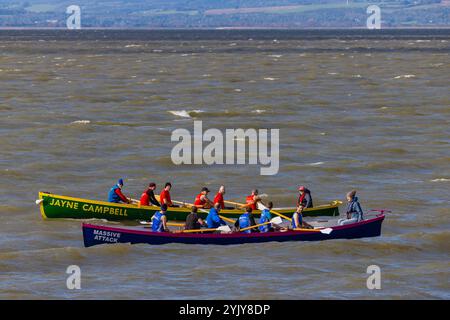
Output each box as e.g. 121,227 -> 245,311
37,192 -> 341,222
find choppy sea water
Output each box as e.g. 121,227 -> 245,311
0,30 -> 449,299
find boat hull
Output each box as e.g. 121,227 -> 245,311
38,192 -> 340,221
82,215 -> 385,247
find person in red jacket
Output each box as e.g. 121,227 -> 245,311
194,187 -> 214,208
140,182 -> 160,207
246,189 -> 261,211
159,182 -> 174,207
213,185 -> 226,209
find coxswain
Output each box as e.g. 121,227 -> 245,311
246,189 -> 261,211
297,186 -> 313,212
159,182 -> 174,207
194,187 -> 214,209
338,190 -> 364,225
185,206 -> 206,230
235,206 -> 259,233
140,182 -> 160,207
108,178 -> 130,204
206,203 -> 227,228
151,204 -> 169,232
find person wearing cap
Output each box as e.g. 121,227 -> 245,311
338,190 -> 364,225
297,186 -> 313,212
151,204 -> 169,232
194,187 -> 214,209
246,189 -> 261,211
108,179 -> 130,204
235,206 -> 259,234
159,182 -> 174,207
206,203 -> 227,228
184,206 -> 206,230
140,182 -> 160,207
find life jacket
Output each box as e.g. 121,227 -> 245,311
291,212 -> 303,229
108,185 -> 121,203
259,209 -> 271,233
140,192 -> 149,206
160,189 -> 172,206
246,195 -> 257,210
194,193 -> 206,206
152,211 -> 164,232
239,213 -> 251,234
297,190 -> 313,208
213,193 -> 225,209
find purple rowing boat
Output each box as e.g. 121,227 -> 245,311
82,214 -> 385,247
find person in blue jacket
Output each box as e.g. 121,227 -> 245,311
206,203 -> 227,228
259,201 -> 273,233
108,178 -> 130,203
151,204 -> 169,232
338,190 -> 364,225
235,206 -> 259,234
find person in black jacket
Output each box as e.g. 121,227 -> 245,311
185,206 -> 206,230
297,186 -> 313,212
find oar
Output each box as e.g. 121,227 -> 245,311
182,225 -> 232,233
239,216 -> 283,232
139,221 -> 184,227
157,196 -> 236,225
223,200 -> 247,208
294,227 -> 333,234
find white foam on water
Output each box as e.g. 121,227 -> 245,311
252,109 -> 266,114
307,162 -> 325,166
168,110 -> 204,118
430,178 -> 450,182
70,120 -> 91,125
268,55 -> 283,58
234,89 -> 242,92
124,44 -> 142,48
263,77 -> 279,81
394,74 -> 416,79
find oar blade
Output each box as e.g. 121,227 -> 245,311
320,228 -> 333,235
217,225 -> 232,233
270,216 -> 283,225
257,202 -> 268,210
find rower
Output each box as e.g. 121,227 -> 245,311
151,204 -> 169,232
246,189 -> 261,211
108,178 -> 130,204
159,182 -> 174,207
206,203 -> 227,228
235,206 -> 259,233
213,185 -> 225,209
259,201 -> 273,233
185,206 -> 206,230
140,182 -> 160,207
338,190 -> 364,225
297,186 -> 313,212
194,187 -> 214,209
292,207 -> 313,229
